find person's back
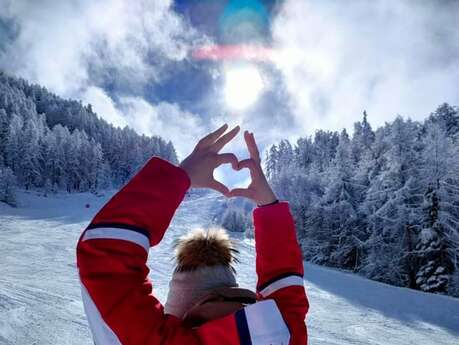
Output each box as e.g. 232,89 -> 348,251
76,125 -> 309,344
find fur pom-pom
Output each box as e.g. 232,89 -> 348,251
174,228 -> 238,272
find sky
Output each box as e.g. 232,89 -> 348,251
1,0 -> 459,186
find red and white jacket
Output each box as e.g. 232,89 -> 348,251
77,157 -> 309,345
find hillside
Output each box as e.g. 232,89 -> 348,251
0,72 -> 177,197
264,107 -> 459,297
0,191 -> 458,344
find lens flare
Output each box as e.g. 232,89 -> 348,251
224,65 -> 264,110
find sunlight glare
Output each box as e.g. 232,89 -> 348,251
224,65 -> 264,110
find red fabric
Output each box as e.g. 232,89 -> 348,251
77,156 -> 309,345
90,156 -> 191,246
253,202 -> 309,345
196,314 -> 240,345
253,202 -> 305,285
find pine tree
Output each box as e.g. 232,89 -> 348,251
44,178 -> 53,197
0,108 -> 8,165
324,130 -> 362,269
415,124 -> 459,293
312,130 -> 339,173
428,103 -> 459,138
0,166 -> 17,206
294,136 -> 315,171
5,114 -> 23,173
361,118 -> 422,286
221,208 -> 247,233
19,118 -> 42,189
352,110 -> 375,164
415,187 -> 452,293
265,144 -> 279,181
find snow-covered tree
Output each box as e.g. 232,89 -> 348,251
5,114 -> 23,173
324,130 -> 362,269
0,71 -> 178,192
265,144 -> 279,180
264,109 -> 459,296
221,208 -> 247,233
361,118 -> 423,286
416,187 -> 452,293
19,118 -> 42,189
0,108 -> 8,165
0,166 -> 17,206
427,103 -> 459,138
351,110 -> 375,164
415,124 -> 459,293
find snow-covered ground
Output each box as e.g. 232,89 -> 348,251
0,191 -> 458,345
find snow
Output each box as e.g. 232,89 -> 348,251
420,228 -> 435,244
1,191 -> 458,345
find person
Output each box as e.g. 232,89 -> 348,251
77,124 -> 309,345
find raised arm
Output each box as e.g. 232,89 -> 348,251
252,202 -> 309,344
77,156 -> 193,345
77,124 -> 241,345
229,131 -> 309,345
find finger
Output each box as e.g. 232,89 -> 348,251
198,124 -> 228,147
244,131 -> 261,163
249,132 -> 261,161
213,125 -> 240,152
238,158 -> 259,172
227,188 -> 253,199
216,153 -> 239,169
208,179 -> 230,196
237,158 -> 261,181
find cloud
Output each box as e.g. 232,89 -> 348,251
2,0 -> 459,182
0,0 -> 210,162
76,85 -> 206,163
118,97 -> 205,158
272,0 -> 459,134
1,1 -> 90,95
78,86 -> 207,159
0,0 -> 207,95
82,87 -> 128,128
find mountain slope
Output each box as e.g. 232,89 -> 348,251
0,192 -> 458,345
0,72 -> 178,193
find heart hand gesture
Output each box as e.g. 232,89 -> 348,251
228,131 -> 277,206
179,125 -> 277,206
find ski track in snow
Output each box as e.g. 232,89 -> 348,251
0,191 -> 458,345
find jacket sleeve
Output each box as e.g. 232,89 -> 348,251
77,157 -> 244,345
253,202 -> 309,345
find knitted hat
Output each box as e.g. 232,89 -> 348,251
164,228 -> 239,319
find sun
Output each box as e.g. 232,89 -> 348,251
224,65 -> 264,110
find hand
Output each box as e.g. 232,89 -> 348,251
228,131 -> 278,206
180,124 -> 240,196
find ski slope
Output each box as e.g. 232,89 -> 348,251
0,191 -> 458,345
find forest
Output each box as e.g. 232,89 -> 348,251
220,105 -> 459,297
0,72 -> 177,205
263,106 -> 459,297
